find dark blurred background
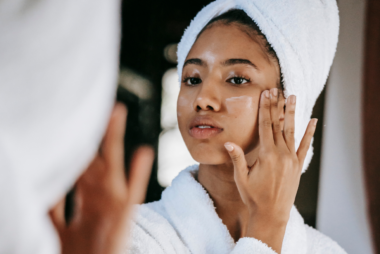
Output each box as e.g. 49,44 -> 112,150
117,0 -> 326,228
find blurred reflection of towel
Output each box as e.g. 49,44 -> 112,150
0,0 -> 120,253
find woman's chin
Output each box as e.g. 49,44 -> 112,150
190,148 -> 231,165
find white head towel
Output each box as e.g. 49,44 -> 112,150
177,0 -> 339,171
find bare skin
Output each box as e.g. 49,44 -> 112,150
49,103 -> 155,254
178,22 -> 317,253
48,22 -> 316,254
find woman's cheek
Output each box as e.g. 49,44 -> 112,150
177,94 -> 195,149
225,96 -> 259,151
225,95 -> 254,115
177,95 -> 191,122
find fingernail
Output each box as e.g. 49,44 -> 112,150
272,88 -> 278,97
290,95 -> 296,104
312,119 -> 318,126
224,143 -> 234,152
264,90 -> 270,98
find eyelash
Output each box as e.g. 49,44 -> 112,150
182,76 -> 202,86
227,75 -> 251,85
182,75 -> 251,86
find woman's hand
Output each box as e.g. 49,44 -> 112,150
49,103 -> 155,254
224,88 -> 317,253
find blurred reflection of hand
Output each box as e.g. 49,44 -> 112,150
49,103 -> 154,254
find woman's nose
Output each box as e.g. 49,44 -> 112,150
193,81 -> 221,112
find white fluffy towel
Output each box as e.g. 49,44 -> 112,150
177,0 -> 340,172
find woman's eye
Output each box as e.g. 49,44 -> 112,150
228,77 -> 249,85
184,77 -> 202,85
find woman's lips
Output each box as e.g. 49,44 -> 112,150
188,116 -> 224,139
189,126 -> 223,139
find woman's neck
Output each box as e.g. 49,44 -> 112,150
197,161 -> 249,242
197,147 -> 259,242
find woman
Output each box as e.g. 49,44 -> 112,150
51,0 -> 346,253
126,1 -> 345,254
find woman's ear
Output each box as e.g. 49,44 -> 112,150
278,91 -> 286,131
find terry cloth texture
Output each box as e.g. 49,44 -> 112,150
0,0 -> 119,253
126,165 -> 347,253
176,0 -> 340,172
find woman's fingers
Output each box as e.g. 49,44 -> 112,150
259,90 -> 274,150
269,88 -> 286,147
74,103 -> 129,216
127,146 -> 155,205
296,119 -> 318,167
49,197 -> 66,235
224,142 -> 248,179
283,95 -> 296,153
102,103 -> 127,175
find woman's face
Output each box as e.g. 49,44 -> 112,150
177,22 -> 283,165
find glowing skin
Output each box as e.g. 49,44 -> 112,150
225,96 -> 254,114
177,22 -> 284,166
177,22 -> 318,254
176,22 -> 292,251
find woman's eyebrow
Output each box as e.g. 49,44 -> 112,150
183,58 -> 204,67
222,59 -> 259,70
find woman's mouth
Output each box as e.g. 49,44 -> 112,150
188,116 -> 224,139
189,125 -> 223,139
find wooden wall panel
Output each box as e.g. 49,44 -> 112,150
363,0 -> 380,252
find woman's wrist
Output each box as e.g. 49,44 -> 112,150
245,212 -> 289,253
248,206 -> 290,226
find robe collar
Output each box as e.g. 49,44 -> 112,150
160,164 -> 307,254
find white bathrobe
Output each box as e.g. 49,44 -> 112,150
127,165 -> 346,254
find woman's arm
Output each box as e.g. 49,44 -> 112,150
50,103 -> 155,254
224,88 -> 317,254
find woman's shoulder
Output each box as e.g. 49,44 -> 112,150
304,225 -> 347,254
126,202 -> 190,254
